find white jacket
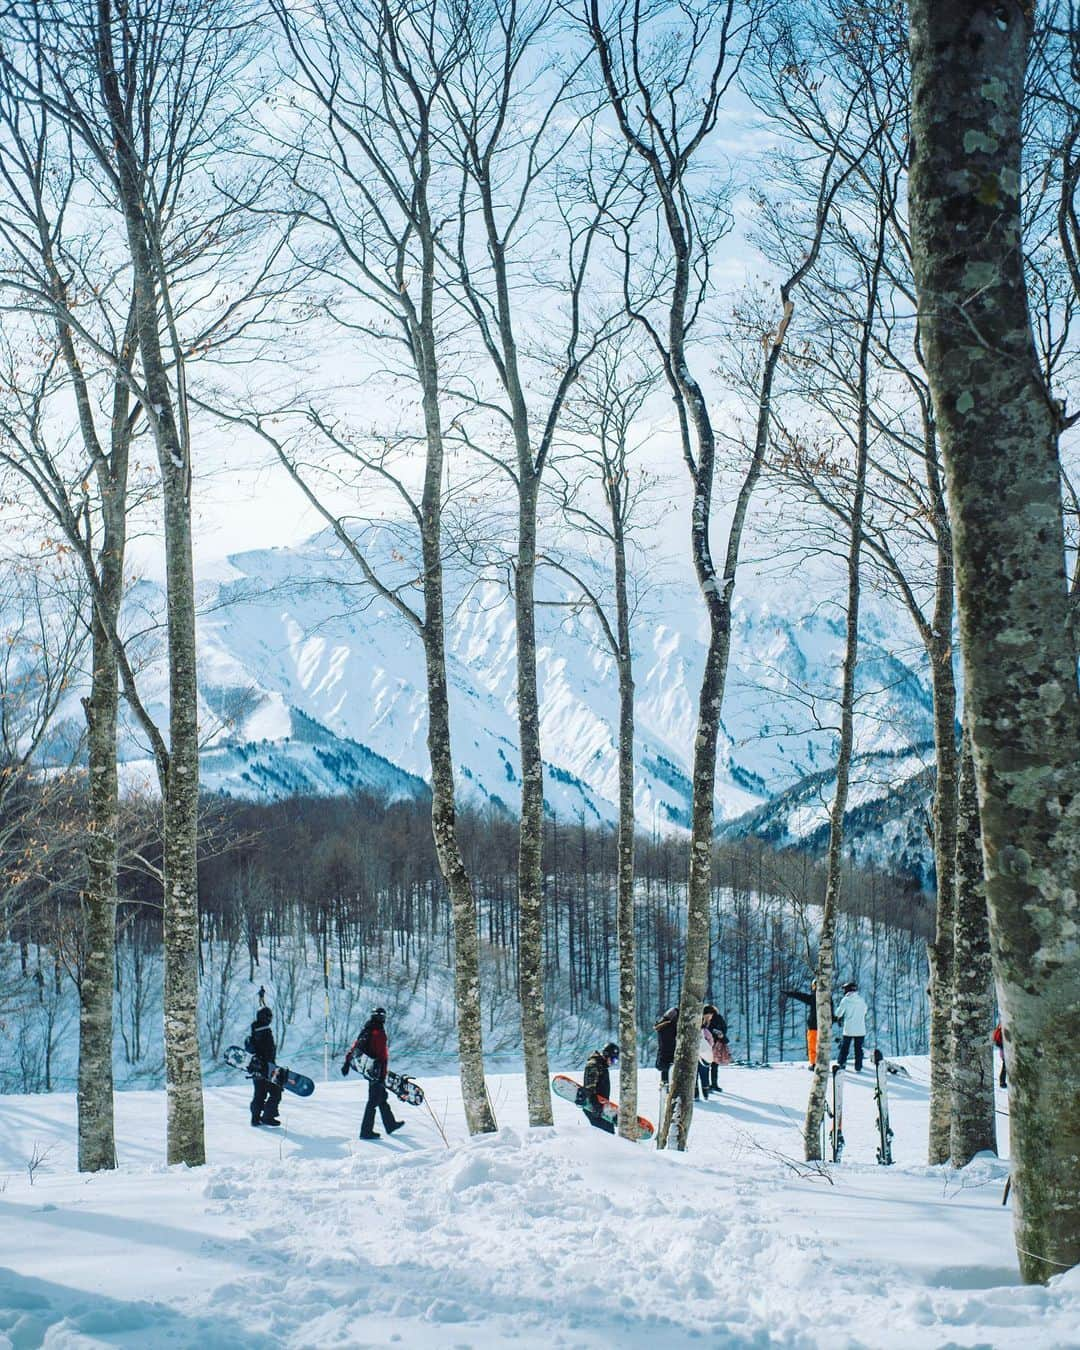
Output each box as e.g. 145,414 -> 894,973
835,991 -> 868,1036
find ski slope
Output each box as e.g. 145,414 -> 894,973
1,1061 -> 1076,1348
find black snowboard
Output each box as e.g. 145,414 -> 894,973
224,1045 -> 315,1097
350,1057 -> 425,1106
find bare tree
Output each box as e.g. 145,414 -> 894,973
242,0 -> 500,1134
908,0 -> 1080,1283
545,336 -> 660,1136
0,0 -> 287,1165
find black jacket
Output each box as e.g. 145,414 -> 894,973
781,988 -> 822,1032
707,1011 -> 727,1041
654,1007 -> 678,1068
249,1021 -> 276,1066
583,1050 -> 610,1104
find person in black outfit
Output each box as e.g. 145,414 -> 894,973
654,1006 -> 678,1087
582,1042 -> 619,1133
342,1007 -> 404,1140
781,981 -> 826,1067
247,1005 -> 283,1127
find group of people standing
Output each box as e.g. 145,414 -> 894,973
652,1003 -> 731,1099
781,979 -> 869,1070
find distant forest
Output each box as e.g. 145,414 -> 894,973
2,787 -> 931,1093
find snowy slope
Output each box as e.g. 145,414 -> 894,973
1,1064 -> 1076,1348
99,527 -> 936,853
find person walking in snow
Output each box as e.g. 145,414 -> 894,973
582,1042 -> 619,1133
654,1006 -> 678,1087
246,1003 -> 283,1127
342,1006 -> 404,1140
705,1005 -> 728,1093
834,981 -> 869,1072
780,981 -> 826,1067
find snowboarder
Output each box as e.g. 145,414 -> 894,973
246,1004 -> 283,1127
705,1005 -> 729,1092
834,981 -> 868,1072
992,1022 -> 1007,1089
654,1006 -> 678,1087
342,1007 -> 404,1140
780,981 -> 825,1067
582,1043 -> 619,1133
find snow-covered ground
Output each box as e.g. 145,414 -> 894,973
1,1061 -> 1077,1348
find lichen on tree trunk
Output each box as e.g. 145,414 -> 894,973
908,0 -> 1080,1283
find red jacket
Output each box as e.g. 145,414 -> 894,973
350,1024 -> 389,1076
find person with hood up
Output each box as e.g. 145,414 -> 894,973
654,1006 -> 678,1087
834,981 -> 869,1072
343,1006 -> 405,1140
582,1042 -> 619,1133
245,1004 -> 283,1127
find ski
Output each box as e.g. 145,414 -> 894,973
830,1064 -> 845,1163
873,1048 -> 894,1165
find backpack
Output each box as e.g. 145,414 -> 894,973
244,1032 -> 256,1054
352,1024 -> 373,1058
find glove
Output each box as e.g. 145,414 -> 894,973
341,1058 -> 351,1077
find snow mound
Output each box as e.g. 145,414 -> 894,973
0,1063 -> 1076,1348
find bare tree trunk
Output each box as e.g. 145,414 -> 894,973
96,0 -> 205,1166
78,610 -> 118,1171
926,638 -> 958,1163
908,0 -> 1080,1282
614,555 -> 637,1139
950,722 -> 997,1166
516,472 -> 553,1126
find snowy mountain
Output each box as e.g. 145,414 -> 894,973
101,525 -> 936,863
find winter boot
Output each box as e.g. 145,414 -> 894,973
387,1120 -> 405,1135
260,1115 -> 281,1127
359,1130 -> 381,1140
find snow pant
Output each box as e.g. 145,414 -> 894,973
361,1077 -> 400,1135
586,1107 -> 615,1134
251,1076 -> 283,1122
709,1062 -> 720,1090
838,1035 -> 864,1072
694,1063 -> 710,1099
658,1059 -> 673,1087
806,1028 -> 818,1066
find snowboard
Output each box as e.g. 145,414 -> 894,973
830,1064 -> 845,1163
224,1045 -> 315,1097
350,1056 -> 425,1106
873,1049 -> 894,1165
551,1074 -> 655,1141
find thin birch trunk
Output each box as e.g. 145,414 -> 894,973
96,0 -> 205,1166
908,0 -> 1080,1282
78,608 -> 118,1172
950,721 -> 997,1166
515,472 -> 553,1126
614,540 -> 637,1139
926,638 -> 958,1163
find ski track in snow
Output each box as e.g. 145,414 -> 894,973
1,1062 -> 1077,1349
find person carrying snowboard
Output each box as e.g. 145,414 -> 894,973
780,981 -> 824,1067
834,980 -> 868,1072
582,1042 -> 619,1133
246,1004 -> 283,1127
654,1006 -> 678,1087
342,1006 -> 404,1140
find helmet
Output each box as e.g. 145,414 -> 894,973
602,1042 -> 619,1061
371,1007 -> 387,1021
255,1006 -> 273,1026
843,981 -> 858,993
